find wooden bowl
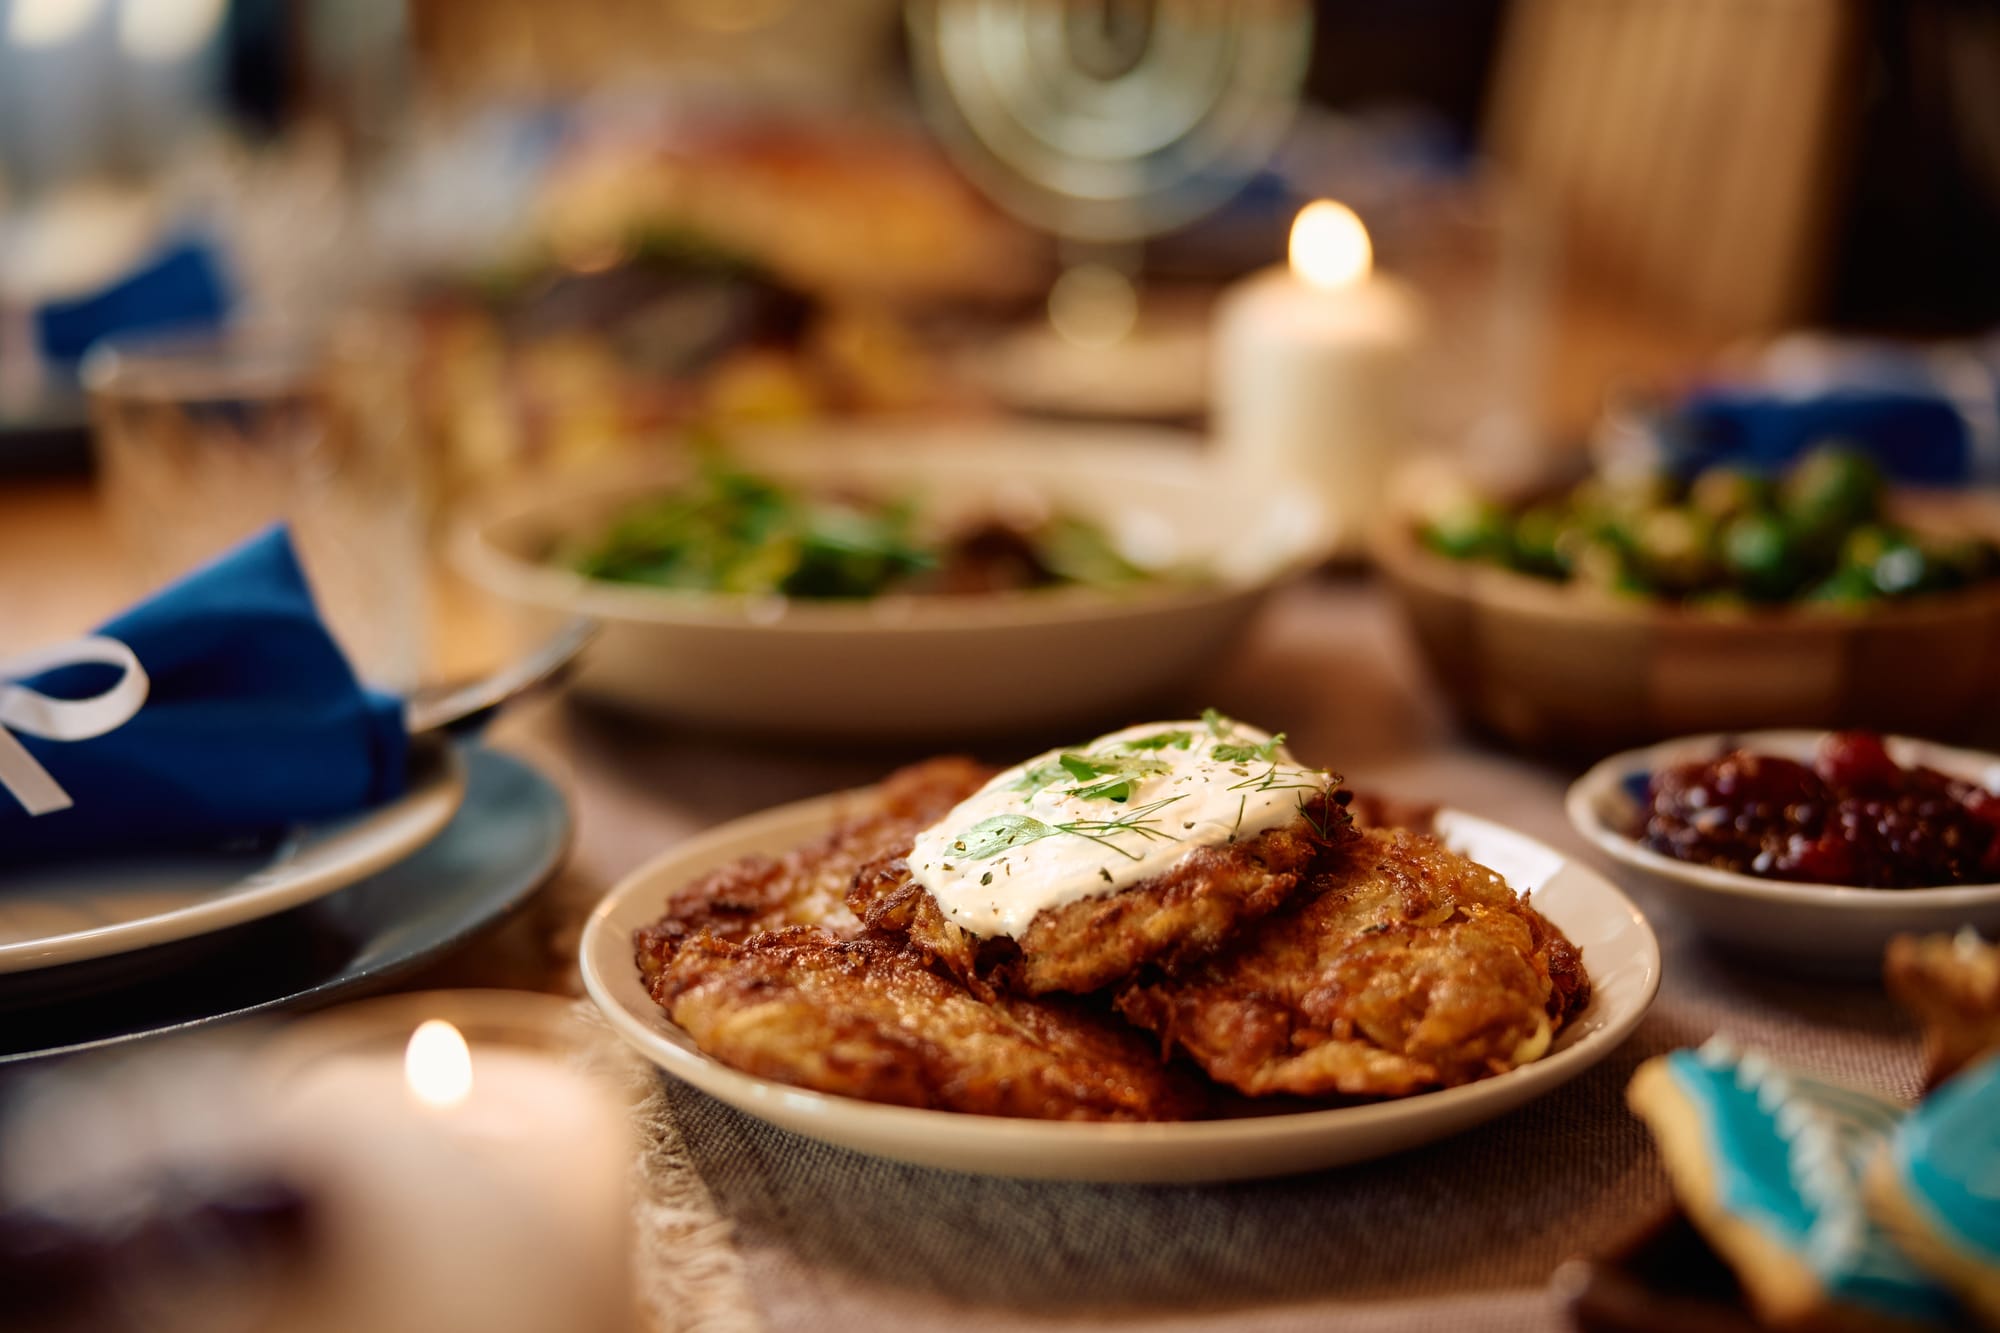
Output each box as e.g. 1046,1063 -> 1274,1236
1373,519 -> 2000,755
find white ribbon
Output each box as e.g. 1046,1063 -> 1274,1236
0,636 -> 150,816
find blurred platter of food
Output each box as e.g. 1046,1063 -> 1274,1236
454,422 -> 1328,738
406,118 -> 1051,497
1377,445 -> 2000,753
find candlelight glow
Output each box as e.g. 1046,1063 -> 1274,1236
7,0 -> 102,48
405,1020 -> 473,1109
118,0 -> 224,61
1289,201 -> 1372,293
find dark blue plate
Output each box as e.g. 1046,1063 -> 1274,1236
0,747 -> 568,1063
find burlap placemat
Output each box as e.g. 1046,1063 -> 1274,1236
618,897 -> 1924,1333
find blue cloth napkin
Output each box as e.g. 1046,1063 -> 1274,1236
0,527 -> 409,864
1675,387 -> 1974,485
34,236 -> 232,367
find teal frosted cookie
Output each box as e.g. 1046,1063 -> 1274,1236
1868,1051 -> 2000,1327
1628,1039 -> 1962,1329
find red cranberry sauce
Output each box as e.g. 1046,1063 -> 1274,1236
1636,731 -> 2000,887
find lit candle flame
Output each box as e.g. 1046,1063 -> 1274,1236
405,1020 -> 473,1109
1289,201 -> 1372,293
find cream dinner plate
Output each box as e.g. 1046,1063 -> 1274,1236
1569,730 -> 2000,970
581,791 -> 1662,1183
0,739 -> 464,974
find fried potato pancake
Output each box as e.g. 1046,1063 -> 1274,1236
648,926 -> 1203,1120
846,791 -> 1353,997
633,757 -> 993,963
1115,827 -> 1592,1098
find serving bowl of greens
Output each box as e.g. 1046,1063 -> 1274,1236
1375,445 -> 2000,755
455,423 -> 1328,737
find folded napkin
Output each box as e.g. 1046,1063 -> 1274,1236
1652,332 -> 2000,485
0,527 -> 408,864
35,235 -> 232,367
1677,387 -> 1974,485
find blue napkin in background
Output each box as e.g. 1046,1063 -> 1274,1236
1647,333 -> 2000,486
0,527 -> 409,864
1676,388 -> 1974,485
33,236 -> 232,368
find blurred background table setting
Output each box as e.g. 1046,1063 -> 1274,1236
5,1 -> 2000,1331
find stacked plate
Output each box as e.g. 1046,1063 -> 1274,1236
0,738 -> 570,1063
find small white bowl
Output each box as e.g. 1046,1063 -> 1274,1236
453,423 -> 1328,739
1567,730 -> 2000,971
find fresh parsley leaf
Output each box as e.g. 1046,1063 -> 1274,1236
1009,757 -> 1070,793
1212,731 -> 1286,763
1059,753 -> 1112,781
958,814 -> 1059,859
1055,751 -> 1168,792
1201,707 -> 1235,738
1122,729 -> 1193,751
1065,775 -> 1136,802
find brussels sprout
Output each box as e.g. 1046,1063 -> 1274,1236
1807,567 -> 1883,607
1866,539 -> 1930,596
1510,505 -> 1570,578
1722,512 -> 1800,600
1421,499 -> 1510,562
1780,443 -> 1882,547
1573,473 -> 1674,525
1688,466 -> 1773,523
1838,524 -> 1898,573
1633,507 -> 1717,592
1572,538 -> 1648,595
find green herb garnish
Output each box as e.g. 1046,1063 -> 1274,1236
958,814 -> 1059,859
1213,731 -> 1287,763
955,795 -> 1188,862
1121,729 -> 1194,751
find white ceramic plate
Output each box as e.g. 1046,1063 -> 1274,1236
453,423 -> 1329,739
0,739 -> 465,974
580,791 -> 1661,1183
1568,730 -> 2000,970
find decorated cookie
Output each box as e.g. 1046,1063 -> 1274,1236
1628,1039 -> 1962,1329
1886,930 -> 2000,1091
1868,1051 -> 2000,1327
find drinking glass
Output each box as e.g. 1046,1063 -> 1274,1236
83,322 -> 428,691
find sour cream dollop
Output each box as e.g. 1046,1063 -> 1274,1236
908,718 -> 1334,939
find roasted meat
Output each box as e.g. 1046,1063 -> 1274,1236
633,757 -> 992,962
647,926 -> 1202,1120
1115,827 -> 1592,1098
845,791 -> 1353,997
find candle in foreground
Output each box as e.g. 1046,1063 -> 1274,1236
274,1010 -> 636,1333
1211,200 -> 1423,549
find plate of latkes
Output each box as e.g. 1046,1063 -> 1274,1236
582,716 -> 1661,1182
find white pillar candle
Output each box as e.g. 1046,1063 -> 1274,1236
1212,200 -> 1423,550
272,1013 -> 635,1333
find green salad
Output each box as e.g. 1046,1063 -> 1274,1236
1419,444 -> 1999,607
567,459 -> 1179,600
